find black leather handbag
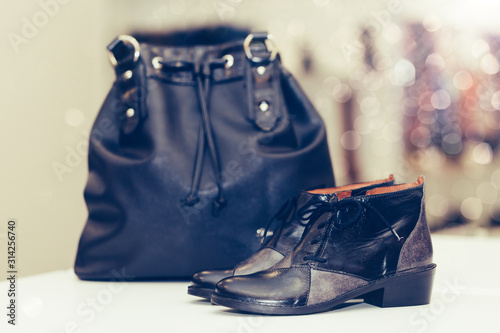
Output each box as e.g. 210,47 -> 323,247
75,27 -> 335,280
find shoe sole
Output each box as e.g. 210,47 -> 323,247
187,285 -> 214,300
211,264 -> 436,315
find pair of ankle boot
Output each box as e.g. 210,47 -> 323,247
188,175 -> 436,315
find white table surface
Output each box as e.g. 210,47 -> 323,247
1,235 -> 499,333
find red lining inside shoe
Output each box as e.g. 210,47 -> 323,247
307,174 -> 394,195
365,176 -> 424,195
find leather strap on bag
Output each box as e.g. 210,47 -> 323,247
107,35 -> 147,136
244,33 -> 282,132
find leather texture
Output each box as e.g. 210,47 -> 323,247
233,247 -> 285,275
396,187 -> 433,271
74,27 -> 335,279
191,269 -> 234,289
216,267 -> 311,307
188,175 -> 395,292
307,269 -> 368,306
213,177 -> 435,312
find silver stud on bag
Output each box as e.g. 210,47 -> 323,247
259,101 -> 269,112
123,70 -> 133,80
152,56 -> 163,70
257,66 -> 266,75
126,108 -> 135,118
222,54 -> 234,69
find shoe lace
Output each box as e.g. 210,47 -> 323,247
260,196 -> 298,245
303,199 -> 402,263
260,195 -> 328,246
298,201 -> 333,241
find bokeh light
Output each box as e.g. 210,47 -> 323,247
340,130 -> 361,150
422,12 -> 442,32
461,197 -> 483,220
453,70 -> 473,90
393,59 -> 416,86
472,143 -> 493,164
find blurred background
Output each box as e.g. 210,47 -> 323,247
2,0 -> 500,280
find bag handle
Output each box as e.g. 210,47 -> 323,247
244,33 -> 282,132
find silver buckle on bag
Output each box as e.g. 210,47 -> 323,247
243,34 -> 278,63
108,35 -> 140,67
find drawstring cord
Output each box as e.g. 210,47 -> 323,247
196,61 -> 227,216
161,59 -> 227,216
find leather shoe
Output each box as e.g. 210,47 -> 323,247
188,175 -> 395,299
212,176 -> 436,314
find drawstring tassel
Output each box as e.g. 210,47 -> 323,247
182,194 -> 200,207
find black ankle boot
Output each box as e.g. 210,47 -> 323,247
212,176 -> 436,315
187,175 -> 395,299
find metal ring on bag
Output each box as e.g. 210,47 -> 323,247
243,34 -> 278,63
108,35 -> 141,67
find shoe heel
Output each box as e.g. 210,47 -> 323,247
363,266 -> 436,308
